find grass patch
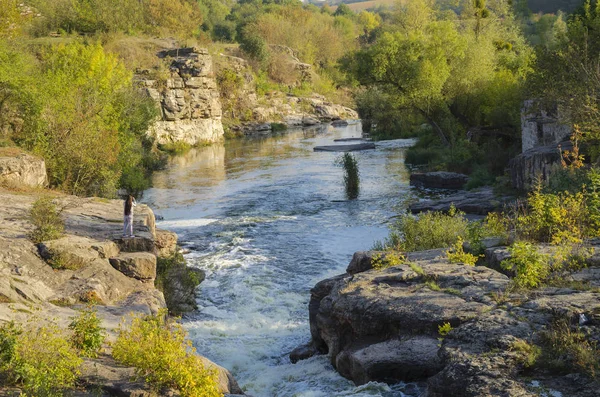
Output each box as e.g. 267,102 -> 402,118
270,122 -> 287,132
510,339 -> 541,369
538,319 -> 600,378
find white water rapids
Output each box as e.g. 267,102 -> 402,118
144,124 -> 423,396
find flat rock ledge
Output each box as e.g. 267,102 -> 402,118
410,187 -> 514,215
0,188 -> 244,396
293,247 -> 600,397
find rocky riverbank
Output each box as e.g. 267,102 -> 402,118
292,247 -> 600,396
0,187 -> 243,396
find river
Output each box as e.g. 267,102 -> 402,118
143,123 -> 421,397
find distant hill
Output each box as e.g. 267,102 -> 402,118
321,0 -> 584,14
527,0 -> 582,13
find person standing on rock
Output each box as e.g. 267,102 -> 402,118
123,195 -> 137,238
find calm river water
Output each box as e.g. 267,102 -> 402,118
143,123 -> 420,397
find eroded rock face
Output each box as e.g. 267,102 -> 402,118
300,247 -> 600,397
109,252 -> 157,282
141,48 -> 224,145
0,150 -> 47,188
509,141 -> 570,191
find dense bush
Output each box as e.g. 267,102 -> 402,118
501,242 -> 551,288
69,307 -> 105,358
0,321 -> 82,397
28,0 -> 203,38
513,185 -> 594,244
2,40 -> 160,197
112,311 -> 220,397
375,206 -> 469,252
28,197 -> 64,243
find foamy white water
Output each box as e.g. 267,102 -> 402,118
144,125 -> 422,396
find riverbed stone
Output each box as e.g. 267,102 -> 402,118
410,171 -> 469,190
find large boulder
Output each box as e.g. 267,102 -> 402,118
410,172 -> 469,190
0,149 -> 47,188
307,262 -> 508,376
109,252 -> 157,282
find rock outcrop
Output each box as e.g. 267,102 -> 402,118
0,148 -> 47,188
296,247 -> 600,396
215,54 -> 357,134
509,141 -> 571,191
0,188 -> 243,396
140,47 -> 224,146
509,100 -> 573,191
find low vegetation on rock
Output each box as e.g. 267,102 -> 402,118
69,306 -> 105,358
0,321 -> 82,397
28,196 -> 64,243
112,310 -> 221,397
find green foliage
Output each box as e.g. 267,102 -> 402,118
446,237 -> 481,266
112,311 -> 220,397
539,319 -> 600,378
438,322 -> 453,336
28,0 -> 203,38
69,306 -> 105,358
510,339 -> 541,369
335,153 -> 360,200
501,242 -> 551,288
425,280 -> 441,291
372,251 -> 406,270
466,212 -> 510,254
0,321 -> 82,397
377,206 -> 469,252
28,197 -> 64,243
514,184 -> 593,244
270,122 -> 287,132
156,252 -> 202,315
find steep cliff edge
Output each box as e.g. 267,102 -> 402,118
295,249 -> 600,396
0,187 -> 243,396
139,47 -> 225,146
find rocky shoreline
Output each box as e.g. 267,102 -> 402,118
291,244 -> 600,396
0,188 -> 244,396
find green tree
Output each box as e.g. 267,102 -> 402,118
334,3 -> 353,17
